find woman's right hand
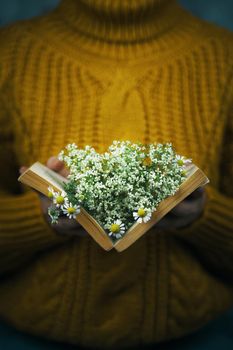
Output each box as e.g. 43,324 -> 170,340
19,157 -> 87,237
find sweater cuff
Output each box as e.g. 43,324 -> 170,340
169,185 -> 233,251
0,190 -> 69,250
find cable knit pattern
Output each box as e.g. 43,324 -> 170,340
0,0 -> 233,348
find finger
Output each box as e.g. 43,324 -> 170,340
53,217 -> 87,236
155,215 -> 173,229
52,217 -> 81,230
185,187 -> 205,200
169,213 -> 197,229
59,167 -> 70,178
156,212 -> 197,229
170,201 -> 196,216
47,156 -> 64,172
47,156 -> 70,178
170,194 -> 205,216
19,166 -> 28,174
56,229 -> 87,237
75,229 -> 87,237
52,223 -> 87,236
66,227 -> 87,237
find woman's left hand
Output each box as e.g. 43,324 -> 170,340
156,187 -> 207,230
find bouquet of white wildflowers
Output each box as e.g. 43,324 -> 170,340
48,141 -> 192,242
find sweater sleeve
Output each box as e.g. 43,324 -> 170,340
0,111 -> 71,277
0,26 -> 70,276
169,87 -> 233,281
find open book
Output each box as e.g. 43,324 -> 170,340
18,162 -> 209,252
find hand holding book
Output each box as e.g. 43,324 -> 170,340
20,157 -> 87,238
156,186 -> 207,229
18,141 -> 209,251
20,157 -> 206,232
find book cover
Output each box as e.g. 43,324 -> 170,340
18,161 -> 209,252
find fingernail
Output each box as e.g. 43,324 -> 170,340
47,156 -> 56,164
47,156 -> 58,167
19,166 -> 26,174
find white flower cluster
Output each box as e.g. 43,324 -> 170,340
47,141 -> 192,241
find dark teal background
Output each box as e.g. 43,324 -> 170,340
0,0 -> 233,349
1,308 -> 233,349
0,0 -> 233,31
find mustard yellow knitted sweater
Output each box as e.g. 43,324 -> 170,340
0,0 -> 233,348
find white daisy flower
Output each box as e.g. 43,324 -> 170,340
47,186 -> 56,199
53,191 -> 67,208
133,208 -> 152,223
62,201 -> 80,219
176,155 -> 192,166
108,219 -> 125,239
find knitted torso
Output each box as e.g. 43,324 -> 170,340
0,0 -> 233,348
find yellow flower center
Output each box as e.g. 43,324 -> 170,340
138,208 -> 146,217
142,156 -> 152,167
181,170 -> 186,176
67,207 -> 76,214
177,159 -> 184,166
48,191 -> 54,198
56,196 -> 65,204
110,224 -> 120,233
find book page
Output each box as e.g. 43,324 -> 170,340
30,162 -> 68,190
18,162 -> 68,195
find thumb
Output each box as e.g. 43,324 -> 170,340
47,156 -> 64,171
